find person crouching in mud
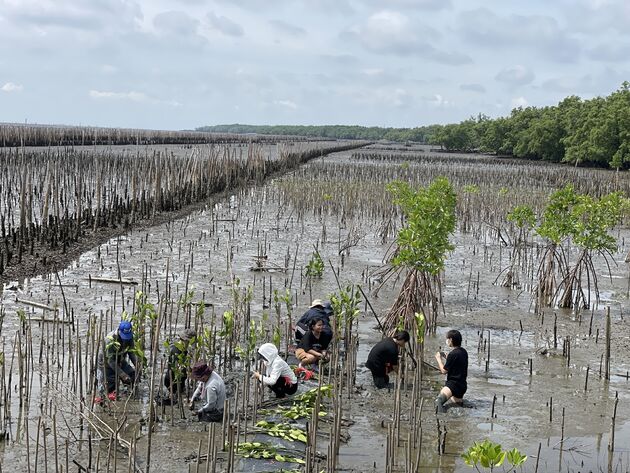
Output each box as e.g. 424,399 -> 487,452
96,320 -> 138,403
365,331 -> 410,389
189,361 -> 226,422
434,329 -> 468,413
252,343 -> 298,398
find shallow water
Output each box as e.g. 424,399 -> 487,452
1,147 -> 630,472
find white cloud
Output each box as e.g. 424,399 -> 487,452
0,0 -> 627,129
274,99 -> 298,109
89,90 -> 148,102
458,8 -> 580,62
346,10 -> 471,65
429,94 -> 450,107
362,68 -> 385,76
511,96 -> 528,108
1,82 -> 23,92
89,90 -> 182,107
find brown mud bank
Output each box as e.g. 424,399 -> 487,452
0,140 -> 368,284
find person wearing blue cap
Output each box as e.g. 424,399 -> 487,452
96,320 -> 138,402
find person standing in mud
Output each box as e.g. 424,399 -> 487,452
189,361 -> 226,422
365,331 -> 410,389
163,328 -> 196,401
96,320 -> 138,402
434,329 -> 468,413
253,343 -> 298,398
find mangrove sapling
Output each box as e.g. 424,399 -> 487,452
496,205 -> 536,288
462,440 -> 527,472
461,184 -> 480,234
535,185 -> 580,308
329,285 -> 361,351
555,191 -> 629,309
379,177 -> 457,334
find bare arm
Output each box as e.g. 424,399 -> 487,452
434,352 -> 447,374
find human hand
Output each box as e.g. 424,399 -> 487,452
120,374 -> 132,384
188,402 -> 195,411
251,371 -> 260,380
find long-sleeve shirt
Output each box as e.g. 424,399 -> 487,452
103,329 -> 137,371
191,371 -> 226,413
258,343 -> 297,386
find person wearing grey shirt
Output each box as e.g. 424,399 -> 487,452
188,361 -> 226,422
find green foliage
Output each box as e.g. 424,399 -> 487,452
305,251 -> 324,278
255,421 -> 308,443
196,124 -> 438,143
462,440 -> 527,472
274,288 -> 293,317
259,385 -> 331,420
414,312 -> 425,344
219,311 -> 234,337
537,185 -> 629,251
536,185 -> 582,244
329,285 -> 361,338
428,83 -> 630,168
507,206 -> 536,229
387,177 -> 457,275
236,313 -> 268,360
463,184 -> 480,194
571,191 -> 628,251
237,442 -> 305,464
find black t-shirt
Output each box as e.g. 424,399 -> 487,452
366,338 -> 399,370
299,330 -> 332,352
444,347 -> 468,385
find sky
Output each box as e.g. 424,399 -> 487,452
0,0 -> 629,130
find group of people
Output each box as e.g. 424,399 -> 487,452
97,299 -> 469,420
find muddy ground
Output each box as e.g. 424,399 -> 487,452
1,146 -> 629,472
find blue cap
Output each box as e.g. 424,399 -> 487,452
119,321 -> 133,341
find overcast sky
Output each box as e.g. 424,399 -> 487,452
0,0 -> 629,130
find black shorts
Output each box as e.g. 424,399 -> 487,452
445,380 -> 467,398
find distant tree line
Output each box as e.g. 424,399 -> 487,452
199,83 -> 630,168
196,124 -> 440,143
430,82 -> 630,169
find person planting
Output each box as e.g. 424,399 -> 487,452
294,299 -> 333,341
252,343 -> 298,398
434,329 -> 468,413
365,331 -> 410,389
96,320 -> 138,402
163,328 -> 196,401
189,361 -> 226,422
296,317 -> 332,367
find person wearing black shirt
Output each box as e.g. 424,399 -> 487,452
296,318 -> 333,366
434,329 -> 468,413
366,331 -> 410,389
294,299 -> 333,341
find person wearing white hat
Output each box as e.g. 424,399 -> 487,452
294,299 -> 333,342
